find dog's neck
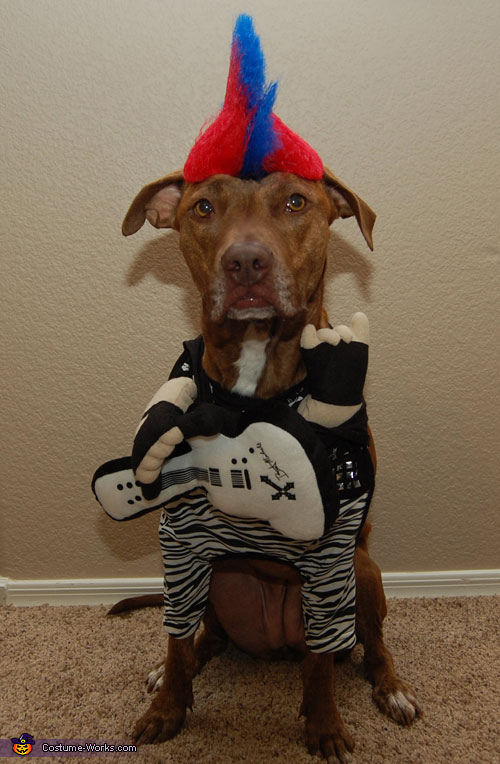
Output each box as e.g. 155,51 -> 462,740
202,301 -> 327,399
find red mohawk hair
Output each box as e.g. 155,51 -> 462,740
184,15 -> 323,183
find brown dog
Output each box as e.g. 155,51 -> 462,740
119,166 -> 421,761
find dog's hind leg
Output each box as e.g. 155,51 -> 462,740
133,633 -> 196,745
300,651 -> 355,763
354,531 -> 422,725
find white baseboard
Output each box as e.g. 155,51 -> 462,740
1,570 -> 499,606
381,570 -> 500,598
0,577 -> 162,606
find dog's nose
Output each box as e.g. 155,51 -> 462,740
221,242 -> 273,285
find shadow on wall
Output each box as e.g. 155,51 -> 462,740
326,231 -> 374,302
125,230 -> 201,335
97,508 -> 162,564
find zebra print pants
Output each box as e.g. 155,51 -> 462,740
158,488 -> 370,654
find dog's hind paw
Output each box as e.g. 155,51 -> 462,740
146,663 -> 165,693
373,679 -> 422,726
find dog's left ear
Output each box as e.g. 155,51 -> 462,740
323,166 -> 376,251
122,170 -> 184,236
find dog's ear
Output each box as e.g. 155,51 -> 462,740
122,170 -> 184,236
323,166 -> 376,251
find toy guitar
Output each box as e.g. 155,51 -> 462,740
92,402 -> 339,541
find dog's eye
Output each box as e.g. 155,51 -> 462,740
286,194 -> 306,212
193,199 -> 214,218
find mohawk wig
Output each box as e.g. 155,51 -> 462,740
183,15 -> 324,183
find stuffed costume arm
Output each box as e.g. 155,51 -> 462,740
298,312 -> 369,428
132,376 -> 197,496
132,375 -> 235,501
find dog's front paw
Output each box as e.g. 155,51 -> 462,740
132,703 -> 186,745
373,678 -> 422,726
303,714 -> 355,763
146,662 -> 165,693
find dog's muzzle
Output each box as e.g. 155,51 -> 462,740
221,242 -> 278,319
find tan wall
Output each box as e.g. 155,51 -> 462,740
1,0 -> 499,580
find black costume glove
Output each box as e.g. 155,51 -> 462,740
300,312 -> 369,411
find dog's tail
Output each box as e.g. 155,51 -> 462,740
107,593 -> 163,615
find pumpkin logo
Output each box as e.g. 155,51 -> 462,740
11,733 -> 35,755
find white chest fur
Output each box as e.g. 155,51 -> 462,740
232,338 -> 269,396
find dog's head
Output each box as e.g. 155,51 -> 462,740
122,16 -> 375,327
122,168 -> 374,325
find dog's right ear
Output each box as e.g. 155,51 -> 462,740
122,170 -> 184,236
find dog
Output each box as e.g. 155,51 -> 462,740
114,164 -> 421,761
102,13 -> 422,761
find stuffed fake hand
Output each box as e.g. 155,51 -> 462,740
133,400 -> 227,499
131,376 -> 206,499
298,312 -> 369,428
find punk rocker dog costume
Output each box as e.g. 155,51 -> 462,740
92,15 -> 375,655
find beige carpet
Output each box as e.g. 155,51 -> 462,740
1,596 -> 499,763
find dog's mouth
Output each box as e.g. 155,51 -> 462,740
227,291 -> 275,317
210,264 -> 299,323
224,285 -> 280,321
